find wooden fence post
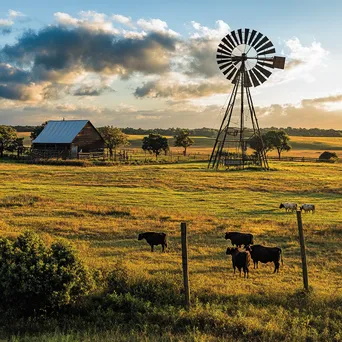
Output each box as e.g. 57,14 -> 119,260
296,210 -> 309,291
181,222 -> 190,310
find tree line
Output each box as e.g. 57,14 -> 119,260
11,125 -> 342,137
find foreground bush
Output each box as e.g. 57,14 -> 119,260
0,232 -> 94,317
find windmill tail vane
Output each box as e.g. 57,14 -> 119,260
209,28 -> 286,170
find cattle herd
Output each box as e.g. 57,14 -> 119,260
137,231 -> 283,279
279,202 -> 315,213
137,202 -> 315,277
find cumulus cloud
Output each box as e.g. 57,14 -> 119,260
8,10 -> 26,19
54,11 -> 120,33
72,84 -> 114,96
137,18 -> 179,37
257,94 -> 342,129
0,23 -> 178,101
134,77 -> 231,99
112,14 -> 134,27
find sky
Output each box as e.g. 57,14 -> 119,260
0,0 -> 342,129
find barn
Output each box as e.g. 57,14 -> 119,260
32,120 -> 105,159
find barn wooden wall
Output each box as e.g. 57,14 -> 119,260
72,122 -> 104,152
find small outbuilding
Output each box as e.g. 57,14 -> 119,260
32,120 -> 105,158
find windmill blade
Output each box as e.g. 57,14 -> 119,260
252,68 -> 267,83
256,40 -> 274,53
244,29 -> 250,44
219,43 -> 232,54
216,56 -> 232,61
248,30 -> 257,45
244,71 -> 252,87
219,61 -> 233,70
227,67 -> 238,80
238,29 -> 243,45
222,37 -> 235,51
231,31 -> 240,46
217,58 -> 232,64
255,63 -> 272,78
217,48 -> 231,57
249,70 -> 260,87
251,32 -> 263,47
226,34 -> 238,49
254,36 -> 269,51
222,64 -> 236,76
258,48 -> 276,56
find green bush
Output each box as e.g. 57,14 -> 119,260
0,232 -> 94,317
318,151 -> 339,162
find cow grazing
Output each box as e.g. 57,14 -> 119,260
138,232 -> 167,252
225,232 -> 254,247
226,247 -> 251,278
300,204 -> 315,213
279,202 -> 297,212
245,245 -> 283,273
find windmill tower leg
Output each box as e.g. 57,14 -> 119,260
246,87 -> 269,170
208,77 -> 240,169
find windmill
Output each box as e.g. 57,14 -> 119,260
208,28 -> 285,170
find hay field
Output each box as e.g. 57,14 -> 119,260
0,160 -> 341,340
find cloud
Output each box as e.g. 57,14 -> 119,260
54,11 -> 120,34
134,77 -> 231,99
72,84 -> 114,96
112,14 -> 134,27
257,94 -> 342,129
0,63 -> 31,83
189,20 -> 230,39
0,19 -> 14,27
137,18 -> 179,37
8,10 -> 26,19
1,26 -> 177,77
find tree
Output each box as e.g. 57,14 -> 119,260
99,126 -> 129,160
142,133 -> 169,159
7,137 -> 24,157
30,121 -> 47,140
264,130 -> 291,160
174,130 -> 194,156
248,135 -> 264,153
0,125 -> 17,158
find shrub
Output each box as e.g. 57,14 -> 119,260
318,151 -> 339,162
0,231 -> 94,317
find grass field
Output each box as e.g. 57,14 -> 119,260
0,160 -> 341,341
18,132 -> 342,159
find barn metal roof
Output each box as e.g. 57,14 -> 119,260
32,120 -> 89,144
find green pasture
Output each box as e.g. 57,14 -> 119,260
0,160 -> 341,340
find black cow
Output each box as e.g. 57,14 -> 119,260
245,244 -> 283,273
225,231 -> 254,247
226,247 -> 251,278
138,232 -> 167,252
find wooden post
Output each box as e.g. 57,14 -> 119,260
296,210 -> 309,291
181,222 -> 190,310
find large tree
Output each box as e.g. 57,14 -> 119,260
264,130 -> 291,160
142,133 -> 169,159
7,137 -> 24,157
174,130 -> 194,156
99,126 -> 129,160
30,121 -> 47,140
0,126 -> 17,158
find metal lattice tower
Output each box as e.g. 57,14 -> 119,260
208,28 -> 286,170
